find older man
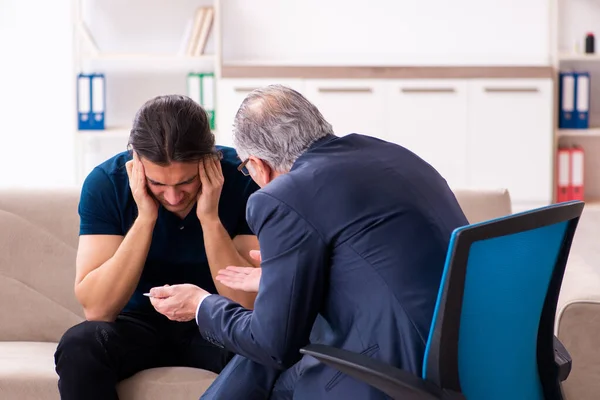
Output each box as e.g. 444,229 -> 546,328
149,85 -> 469,399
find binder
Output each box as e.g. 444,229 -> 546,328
558,72 -> 576,129
570,146 -> 585,201
187,72 -> 216,130
575,72 -> 590,129
77,73 -> 105,130
556,148 -> 571,203
201,72 -> 215,130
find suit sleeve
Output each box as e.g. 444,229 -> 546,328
196,191 -> 328,369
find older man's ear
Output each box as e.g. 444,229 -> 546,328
246,156 -> 283,188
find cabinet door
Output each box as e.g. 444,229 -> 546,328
217,78 -> 305,147
466,79 -> 553,205
385,80 -> 468,189
302,79 -> 386,138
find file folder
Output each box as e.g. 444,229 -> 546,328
556,148 -> 571,203
77,73 -> 105,130
201,72 -> 215,131
187,72 -> 216,130
570,146 -> 585,201
575,72 -> 590,129
558,72 -> 575,129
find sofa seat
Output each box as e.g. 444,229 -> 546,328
0,342 -> 59,399
0,341 -> 218,400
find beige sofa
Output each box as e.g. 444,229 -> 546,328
0,187 -> 587,399
557,253 -> 600,400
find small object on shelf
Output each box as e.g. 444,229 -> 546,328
77,73 -> 105,130
586,33 -> 595,54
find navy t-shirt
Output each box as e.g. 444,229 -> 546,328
78,146 -> 259,314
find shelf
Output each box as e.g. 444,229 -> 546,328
558,128 -> 600,137
558,53 -> 600,62
80,53 -> 215,71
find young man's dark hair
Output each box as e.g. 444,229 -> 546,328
128,94 -> 217,165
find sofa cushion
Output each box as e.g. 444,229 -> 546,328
118,367 -> 217,400
0,342 -> 61,400
0,342 -> 217,400
0,210 -> 83,342
452,188 -> 512,224
0,189 -> 80,249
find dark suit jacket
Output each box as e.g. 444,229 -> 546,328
197,133 -> 469,399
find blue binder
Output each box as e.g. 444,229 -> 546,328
575,72 -> 590,129
559,71 -> 590,129
77,73 -> 105,130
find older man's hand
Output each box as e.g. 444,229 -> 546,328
149,284 -> 209,322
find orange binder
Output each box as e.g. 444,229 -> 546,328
570,146 -> 585,201
556,148 -> 571,203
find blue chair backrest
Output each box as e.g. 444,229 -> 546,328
422,201 -> 583,400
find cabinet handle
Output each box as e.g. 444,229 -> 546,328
318,87 -> 373,94
234,87 -> 260,93
484,87 -> 539,93
401,88 -> 456,94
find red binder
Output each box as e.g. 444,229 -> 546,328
570,146 -> 585,201
556,148 -> 571,203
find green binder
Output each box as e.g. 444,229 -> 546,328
187,72 -> 215,131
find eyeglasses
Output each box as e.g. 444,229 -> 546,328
237,159 -> 250,176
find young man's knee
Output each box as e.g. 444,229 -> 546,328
55,320 -> 114,368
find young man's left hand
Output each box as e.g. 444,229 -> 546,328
149,284 -> 210,322
196,155 -> 224,224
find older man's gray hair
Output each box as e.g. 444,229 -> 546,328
232,84 -> 334,172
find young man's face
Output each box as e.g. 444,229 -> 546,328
140,159 -> 201,214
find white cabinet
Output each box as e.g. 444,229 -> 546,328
466,79 -> 553,205
385,80 -> 469,188
216,78 -> 305,147
216,76 -> 554,208
302,80 -> 386,138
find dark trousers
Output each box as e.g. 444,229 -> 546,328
54,311 -> 233,400
200,354 -> 304,400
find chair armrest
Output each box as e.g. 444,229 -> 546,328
300,344 -> 463,400
554,335 -> 572,382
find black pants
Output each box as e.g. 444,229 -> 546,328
54,311 -> 233,400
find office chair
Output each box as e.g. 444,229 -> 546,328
301,201 -> 584,400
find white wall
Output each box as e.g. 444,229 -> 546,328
0,0 -> 76,188
221,0 -> 551,66
0,0 -> 552,188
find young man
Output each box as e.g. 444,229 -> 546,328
54,94 -> 260,400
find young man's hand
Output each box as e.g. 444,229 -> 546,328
216,250 -> 262,293
126,152 -> 158,222
196,155 -> 224,224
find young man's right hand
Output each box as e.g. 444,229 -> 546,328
126,152 -> 158,222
